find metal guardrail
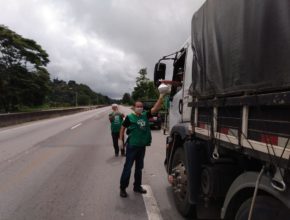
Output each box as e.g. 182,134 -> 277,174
0,105 -> 105,128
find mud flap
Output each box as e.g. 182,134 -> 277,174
183,139 -> 202,204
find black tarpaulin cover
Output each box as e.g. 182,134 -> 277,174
191,0 -> 290,97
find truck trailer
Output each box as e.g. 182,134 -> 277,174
154,0 -> 290,219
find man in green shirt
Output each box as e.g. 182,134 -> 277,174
118,95 -> 164,197
109,104 -> 125,156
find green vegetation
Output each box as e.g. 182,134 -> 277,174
121,68 -> 160,106
121,93 -> 132,105
131,68 -> 158,101
49,79 -> 110,107
0,25 -> 110,113
121,67 -> 168,111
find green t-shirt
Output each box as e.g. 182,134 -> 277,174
109,112 -> 123,133
125,112 -> 152,147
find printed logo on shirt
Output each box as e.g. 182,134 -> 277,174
137,119 -> 146,128
114,115 -> 120,124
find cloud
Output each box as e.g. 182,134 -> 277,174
0,0 -> 205,98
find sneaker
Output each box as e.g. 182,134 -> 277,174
133,186 -> 147,194
120,189 -> 128,198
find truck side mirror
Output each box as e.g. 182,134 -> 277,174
154,63 -> 166,87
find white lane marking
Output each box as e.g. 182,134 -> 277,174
142,185 -> 163,220
71,123 -> 82,130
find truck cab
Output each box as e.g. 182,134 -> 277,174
155,38 -> 192,132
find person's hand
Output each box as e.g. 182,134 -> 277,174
118,139 -> 124,149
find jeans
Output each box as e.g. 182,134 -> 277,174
120,144 -> 146,190
111,132 -> 119,155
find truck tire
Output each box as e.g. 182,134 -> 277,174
235,195 -> 289,220
171,147 -> 196,218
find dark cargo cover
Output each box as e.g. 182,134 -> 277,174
191,0 -> 290,97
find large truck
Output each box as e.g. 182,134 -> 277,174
154,0 -> 290,219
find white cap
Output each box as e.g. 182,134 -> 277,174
112,103 -> 118,107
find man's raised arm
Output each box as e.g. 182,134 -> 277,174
151,95 -> 164,114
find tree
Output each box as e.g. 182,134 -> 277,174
131,68 -> 158,101
22,67 -> 51,106
122,93 -> 132,105
0,25 -> 113,112
0,25 -> 50,112
48,78 -> 112,107
0,25 -> 49,70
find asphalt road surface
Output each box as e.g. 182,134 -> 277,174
0,106 -> 186,220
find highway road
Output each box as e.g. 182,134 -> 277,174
0,106 -> 186,220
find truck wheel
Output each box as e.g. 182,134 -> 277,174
171,147 -> 196,218
235,195 -> 289,220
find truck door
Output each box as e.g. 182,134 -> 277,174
169,89 -> 183,131
182,44 -> 193,122
168,45 -> 189,130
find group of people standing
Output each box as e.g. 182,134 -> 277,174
108,94 -> 164,198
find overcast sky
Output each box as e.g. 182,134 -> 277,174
0,0 -> 205,98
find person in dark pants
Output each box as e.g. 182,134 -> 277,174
118,95 -> 164,198
109,104 -> 125,156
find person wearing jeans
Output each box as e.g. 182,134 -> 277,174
120,144 -> 145,191
118,94 -> 164,198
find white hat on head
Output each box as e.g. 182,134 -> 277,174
112,103 -> 118,107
